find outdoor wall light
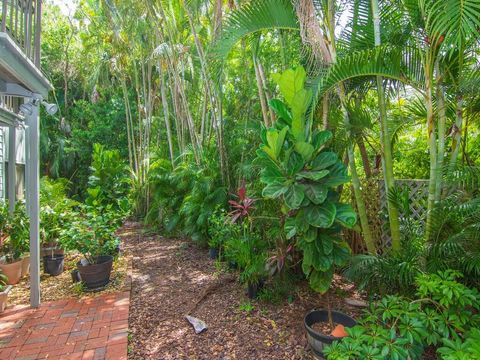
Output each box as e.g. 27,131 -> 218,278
19,102 -> 34,116
42,100 -> 58,115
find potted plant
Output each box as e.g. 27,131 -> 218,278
257,67 -> 358,357
40,206 -> 65,276
0,202 -> 29,285
207,208 -> 239,260
0,270 -> 12,312
39,178 -> 77,263
62,208 -> 119,290
224,229 -> 267,299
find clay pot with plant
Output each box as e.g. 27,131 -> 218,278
0,202 -> 29,285
62,208 -> 119,290
257,67 -> 358,357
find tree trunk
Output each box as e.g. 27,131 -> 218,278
435,61 -> 446,201
371,0 -> 401,252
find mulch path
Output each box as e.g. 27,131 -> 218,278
124,223 -> 364,359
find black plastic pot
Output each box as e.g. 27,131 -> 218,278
43,255 -> 65,276
304,309 -> 357,359
246,279 -> 264,299
208,248 -> 219,260
77,255 -> 113,290
71,269 -> 81,283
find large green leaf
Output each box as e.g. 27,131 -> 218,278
295,141 -> 315,161
269,99 -> 292,124
303,226 -> 317,243
262,183 -> 288,198
305,202 -> 337,228
284,184 -> 305,209
320,163 -> 350,187
308,268 -> 334,294
304,183 -> 328,204
212,0 -> 298,65
286,152 -> 305,175
262,126 -> 288,161
335,203 -> 357,228
319,234 -> 334,255
312,152 -> 339,170
297,170 -> 330,182
312,130 -> 333,150
284,217 -> 296,239
426,0 -> 480,51
272,67 -> 312,141
260,165 -> 286,185
332,241 -> 351,266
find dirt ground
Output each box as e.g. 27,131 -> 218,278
123,222 -> 364,360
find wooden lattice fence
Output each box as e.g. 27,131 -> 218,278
378,179 -> 429,247
344,179 -> 430,253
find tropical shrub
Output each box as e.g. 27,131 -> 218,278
346,176 -> 480,295
323,271 -> 480,360
40,177 -> 78,251
256,66 -> 356,293
146,158 -> 227,244
61,207 -> 119,264
0,201 -> 29,262
85,143 -> 130,216
207,208 -> 240,250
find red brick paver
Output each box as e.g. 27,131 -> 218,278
0,292 -> 129,360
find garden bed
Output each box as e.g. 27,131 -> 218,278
125,224 -> 365,359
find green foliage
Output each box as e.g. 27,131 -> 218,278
86,143 -> 130,216
224,229 -> 268,286
146,158 -> 227,244
0,201 -> 29,262
257,66 -> 356,293
324,271 -> 480,360
346,174 -> 480,295
61,208 -> 119,264
40,177 -> 79,251
207,208 -> 240,249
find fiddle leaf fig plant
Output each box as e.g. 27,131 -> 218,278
257,66 -> 356,294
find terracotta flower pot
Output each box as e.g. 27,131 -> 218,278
0,285 -> 12,312
0,259 -> 23,285
21,255 -> 30,277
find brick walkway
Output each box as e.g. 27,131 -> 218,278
0,291 -> 129,360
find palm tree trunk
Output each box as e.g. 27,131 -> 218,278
449,95 -> 463,171
435,61 -> 446,201
425,68 -> 438,241
371,0 -> 401,252
253,55 -> 270,127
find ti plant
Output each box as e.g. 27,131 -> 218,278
256,66 -> 356,294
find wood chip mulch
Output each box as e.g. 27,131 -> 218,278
124,223 -> 364,360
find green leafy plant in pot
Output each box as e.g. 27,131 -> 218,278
224,229 -> 267,299
256,66 -> 358,356
224,185 -> 267,298
62,208 -> 119,290
207,208 -> 239,260
40,206 -> 66,276
0,201 -> 29,285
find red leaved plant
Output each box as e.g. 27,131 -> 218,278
228,183 -> 256,223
